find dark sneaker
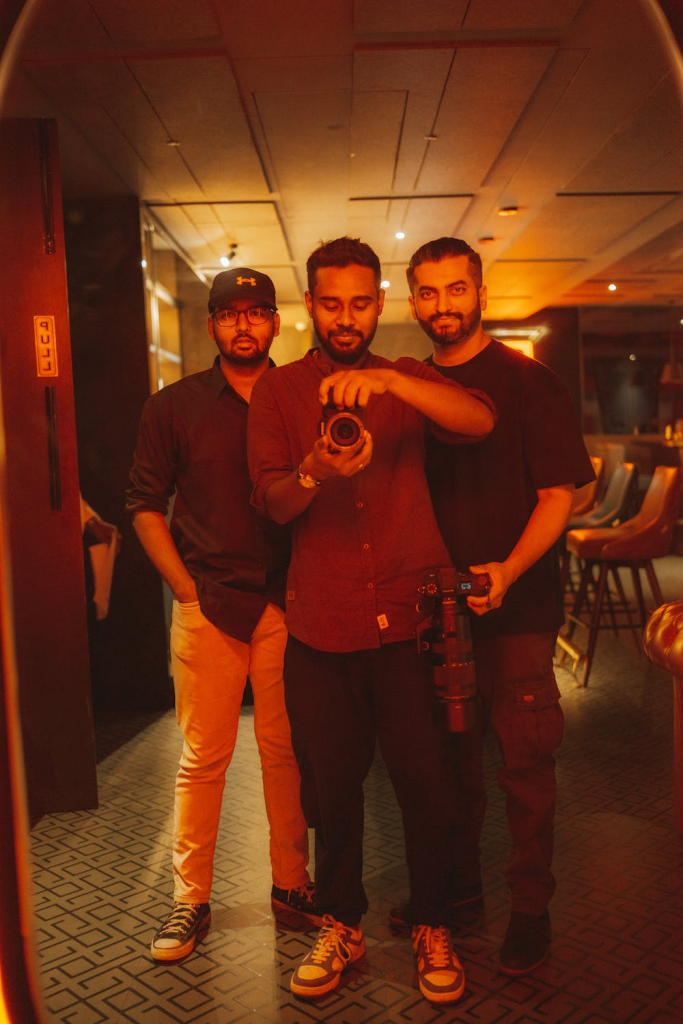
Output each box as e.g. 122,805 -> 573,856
499,910 -> 551,976
290,914 -> 365,998
389,881 -> 483,930
150,902 -> 211,961
412,924 -> 466,1004
271,881 -> 323,925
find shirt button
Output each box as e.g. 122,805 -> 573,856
367,582 -> 374,589
357,501 -> 364,509
363,543 -> 370,550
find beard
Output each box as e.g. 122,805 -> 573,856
313,319 -> 376,366
418,305 -> 482,348
217,332 -> 271,366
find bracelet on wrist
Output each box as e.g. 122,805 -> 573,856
297,463 -> 323,489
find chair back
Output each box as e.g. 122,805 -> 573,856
600,465 -> 682,561
571,455 -> 604,516
566,461 -> 637,530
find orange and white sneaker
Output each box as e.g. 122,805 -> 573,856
412,924 -> 465,1004
290,914 -> 365,998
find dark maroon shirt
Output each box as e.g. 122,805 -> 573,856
126,358 -> 290,644
248,349 -> 494,653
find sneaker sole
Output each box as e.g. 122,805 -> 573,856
418,973 -> 466,1004
499,947 -> 549,977
271,897 -> 324,927
290,937 -> 366,998
150,913 -> 211,962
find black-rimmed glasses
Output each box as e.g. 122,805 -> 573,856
212,306 -> 274,327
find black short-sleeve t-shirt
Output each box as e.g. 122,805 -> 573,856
425,339 -> 594,637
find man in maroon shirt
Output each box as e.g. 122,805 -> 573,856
248,237 -> 495,1005
127,268 -> 317,964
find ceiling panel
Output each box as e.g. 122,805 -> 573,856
129,58 -> 269,200
464,0 -> 584,30
92,0 -> 220,42
566,74 -> 683,193
417,47 -> 556,193
254,89 -> 351,228
349,91 -> 406,195
353,49 -> 455,194
215,0 -> 354,58
353,0 -> 469,35
505,46 -> 669,202
505,195 -> 676,260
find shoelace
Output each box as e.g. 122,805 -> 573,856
415,925 -> 453,968
157,904 -> 203,939
293,882 -> 315,901
309,915 -> 352,964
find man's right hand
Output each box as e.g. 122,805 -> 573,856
303,431 -> 374,480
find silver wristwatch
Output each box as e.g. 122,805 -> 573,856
297,464 -> 323,489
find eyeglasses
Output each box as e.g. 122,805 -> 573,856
212,306 -> 274,327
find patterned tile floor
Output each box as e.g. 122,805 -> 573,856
28,557 -> 683,1023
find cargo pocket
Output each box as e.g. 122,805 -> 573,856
507,678 -> 564,770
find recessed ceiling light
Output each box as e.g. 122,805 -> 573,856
608,283 -> 617,291
166,139 -> 181,147
381,280 -> 391,289
424,134 -> 438,141
141,259 -> 147,268
478,236 -> 495,244
497,206 -> 518,217
395,231 -> 405,240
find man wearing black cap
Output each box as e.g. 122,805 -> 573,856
127,268 -> 318,963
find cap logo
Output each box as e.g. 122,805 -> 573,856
237,276 -> 257,287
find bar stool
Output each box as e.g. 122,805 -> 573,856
560,462 -> 640,593
558,465 -> 682,687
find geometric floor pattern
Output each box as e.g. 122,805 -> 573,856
28,556 -> 683,1023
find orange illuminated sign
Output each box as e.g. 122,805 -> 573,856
34,315 -> 58,377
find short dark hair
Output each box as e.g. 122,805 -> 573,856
406,237 -> 482,291
306,236 -> 381,293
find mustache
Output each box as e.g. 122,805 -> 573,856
428,312 -> 463,324
330,329 -> 364,340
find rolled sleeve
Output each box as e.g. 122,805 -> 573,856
248,373 -> 295,517
125,395 -> 177,516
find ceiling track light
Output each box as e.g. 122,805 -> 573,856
220,244 -> 239,267
497,206 -> 519,217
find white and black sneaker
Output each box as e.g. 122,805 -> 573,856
150,902 -> 211,962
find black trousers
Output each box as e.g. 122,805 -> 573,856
283,636 -> 458,926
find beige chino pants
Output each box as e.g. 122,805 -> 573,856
170,600 -> 309,904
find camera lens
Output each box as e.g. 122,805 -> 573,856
327,411 -> 363,450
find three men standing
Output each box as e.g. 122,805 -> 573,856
127,268 -> 317,963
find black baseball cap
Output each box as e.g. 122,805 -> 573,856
208,268 -> 277,312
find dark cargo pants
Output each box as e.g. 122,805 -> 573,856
447,631 -> 564,914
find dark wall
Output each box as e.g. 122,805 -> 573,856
484,307 -> 583,415
65,197 -> 172,711
0,119 -> 97,818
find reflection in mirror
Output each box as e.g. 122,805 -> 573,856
1,1 -> 683,1021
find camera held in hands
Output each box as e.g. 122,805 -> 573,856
319,402 -> 365,455
416,567 -> 491,732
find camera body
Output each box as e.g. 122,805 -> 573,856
417,567 -> 491,732
319,402 -> 365,455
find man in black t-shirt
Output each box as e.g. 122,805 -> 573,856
400,237 -> 593,977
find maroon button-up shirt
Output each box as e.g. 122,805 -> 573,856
248,350 -> 493,653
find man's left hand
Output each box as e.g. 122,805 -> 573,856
320,369 -> 397,409
466,561 -> 514,615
